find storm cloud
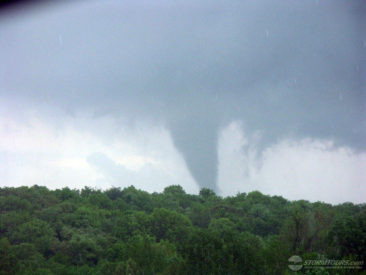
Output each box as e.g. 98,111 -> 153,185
0,0 -> 365,196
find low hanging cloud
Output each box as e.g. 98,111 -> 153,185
1,111 -> 364,204
218,121 -> 366,204
86,152 -> 197,194
0,111 -> 198,193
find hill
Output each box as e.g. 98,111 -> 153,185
0,185 -> 365,274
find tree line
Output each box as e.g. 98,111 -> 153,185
0,185 -> 365,274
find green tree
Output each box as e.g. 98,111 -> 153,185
0,238 -> 16,275
12,219 -> 56,256
150,208 -> 192,243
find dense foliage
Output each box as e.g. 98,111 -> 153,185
0,185 -> 365,274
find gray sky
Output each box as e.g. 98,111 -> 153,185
0,0 -> 365,203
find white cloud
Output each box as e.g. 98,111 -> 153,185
218,121 -> 366,204
0,111 -> 198,193
1,111 -> 364,203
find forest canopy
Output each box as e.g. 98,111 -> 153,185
0,185 -> 365,275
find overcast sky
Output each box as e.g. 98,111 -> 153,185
0,0 -> 365,204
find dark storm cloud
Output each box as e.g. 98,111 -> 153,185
0,0 -> 365,191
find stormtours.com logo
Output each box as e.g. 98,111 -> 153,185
288,255 -> 303,271
288,255 -> 363,271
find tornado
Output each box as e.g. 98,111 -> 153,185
169,116 -> 219,191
